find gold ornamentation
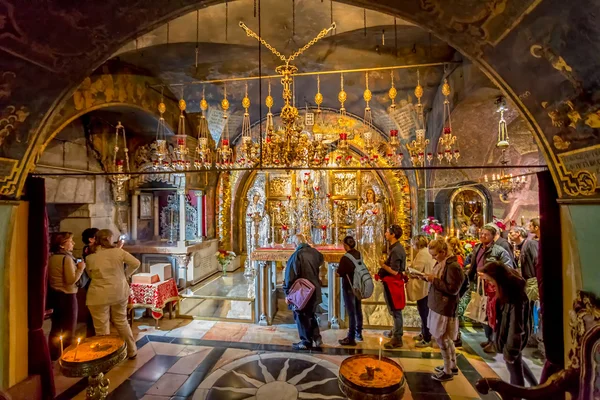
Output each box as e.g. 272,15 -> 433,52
269,176 -> 292,197
333,172 -> 357,196
217,172 -> 232,248
338,74 -> 347,110
562,170 -> 597,197
389,71 -> 397,110
553,135 -> 571,150
567,291 -> 600,370
178,99 -> 186,111
158,102 -> 166,114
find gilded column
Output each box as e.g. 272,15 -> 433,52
131,191 -> 139,242
178,188 -> 186,246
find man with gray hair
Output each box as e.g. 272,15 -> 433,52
284,234 -> 325,350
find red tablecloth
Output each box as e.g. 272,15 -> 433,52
129,278 -> 179,319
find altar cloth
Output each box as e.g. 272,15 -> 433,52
129,278 -> 179,320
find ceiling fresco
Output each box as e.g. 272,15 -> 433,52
0,0 -> 599,198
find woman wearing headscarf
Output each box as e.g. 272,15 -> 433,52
85,229 -> 141,359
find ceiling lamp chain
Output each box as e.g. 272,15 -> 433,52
389,70 -> 397,111
110,121 -> 131,193
173,91 -> 190,172
437,78 -> 460,163
406,70 -> 431,166
239,20 -> 335,168
195,86 -> 212,169
238,83 -> 259,167
485,98 -> 526,200
153,90 -> 169,170
361,71 -> 378,165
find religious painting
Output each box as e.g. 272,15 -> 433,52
139,193 -> 153,219
332,172 -> 357,196
449,187 -> 487,239
334,200 -> 358,226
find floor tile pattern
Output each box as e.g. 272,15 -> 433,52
50,317 -> 545,400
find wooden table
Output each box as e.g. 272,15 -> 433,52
250,245 -> 346,327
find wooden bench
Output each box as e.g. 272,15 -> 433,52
476,291 -> 599,400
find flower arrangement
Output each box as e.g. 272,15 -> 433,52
215,249 -> 236,275
461,239 -> 479,257
421,217 -> 443,238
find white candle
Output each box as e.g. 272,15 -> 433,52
59,335 -> 64,357
379,337 -> 383,363
74,337 -> 81,361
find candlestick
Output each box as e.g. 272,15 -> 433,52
74,337 -> 81,361
59,335 -> 64,357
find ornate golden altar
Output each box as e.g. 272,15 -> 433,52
250,245 -> 345,327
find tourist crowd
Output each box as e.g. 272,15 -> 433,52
284,218 -> 542,385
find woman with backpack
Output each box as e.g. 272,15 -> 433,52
336,236 -> 365,346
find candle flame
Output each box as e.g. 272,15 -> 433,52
77,337 -> 81,344
379,337 -> 383,344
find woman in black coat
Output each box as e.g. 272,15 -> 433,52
482,261 -> 538,391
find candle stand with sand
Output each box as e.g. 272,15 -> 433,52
339,354 -> 406,400
59,335 -> 127,399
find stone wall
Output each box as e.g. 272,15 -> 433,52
34,119 -> 120,255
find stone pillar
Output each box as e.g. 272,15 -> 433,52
195,190 -> 203,240
131,191 -> 139,242
178,189 -> 186,246
328,262 -> 340,329
153,193 -> 160,240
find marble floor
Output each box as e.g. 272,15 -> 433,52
53,317 -> 545,400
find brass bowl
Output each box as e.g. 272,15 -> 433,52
59,335 -> 127,378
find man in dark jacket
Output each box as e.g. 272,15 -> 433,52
466,224 -> 514,353
492,224 -> 514,262
284,234 -> 324,350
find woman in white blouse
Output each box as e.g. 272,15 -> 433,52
85,229 -> 140,359
406,235 -> 435,348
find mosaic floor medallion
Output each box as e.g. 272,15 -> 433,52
205,353 -> 344,399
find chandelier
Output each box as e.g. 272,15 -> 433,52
239,21 -> 336,168
195,88 -> 213,169
406,71 -> 431,166
109,121 -> 131,193
485,152 -> 527,201
437,78 -> 460,163
485,97 -> 526,200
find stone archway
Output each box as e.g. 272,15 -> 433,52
0,0 -> 598,200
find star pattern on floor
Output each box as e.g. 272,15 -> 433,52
206,354 -> 344,400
